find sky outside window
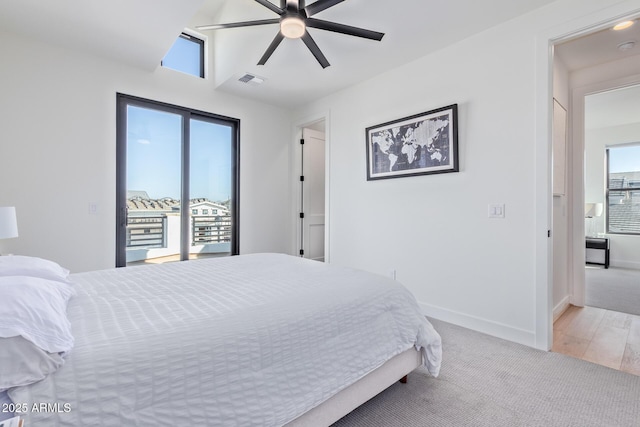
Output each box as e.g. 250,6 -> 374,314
190,119 -> 232,203
162,34 -> 204,77
126,106 -> 232,203
609,144 -> 640,174
127,106 -> 182,199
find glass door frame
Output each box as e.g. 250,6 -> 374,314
115,93 -> 240,267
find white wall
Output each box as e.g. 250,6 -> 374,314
0,30 -> 293,272
292,0 -> 640,347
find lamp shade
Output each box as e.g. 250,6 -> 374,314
585,203 -> 604,218
0,207 -> 18,239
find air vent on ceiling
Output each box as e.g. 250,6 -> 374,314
618,40 -> 637,51
238,73 -> 265,86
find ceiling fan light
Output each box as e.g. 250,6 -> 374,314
281,17 -> 305,39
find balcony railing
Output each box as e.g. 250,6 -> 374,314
126,214 -> 231,249
127,216 -> 166,248
192,215 -> 232,245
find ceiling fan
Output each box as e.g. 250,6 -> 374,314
196,0 -> 385,68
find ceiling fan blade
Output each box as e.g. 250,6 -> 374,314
306,18 -> 384,41
304,0 -> 345,17
197,19 -> 280,31
301,32 -> 330,68
258,32 -> 285,65
254,0 -> 285,15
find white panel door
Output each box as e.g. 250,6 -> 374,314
302,128 -> 325,262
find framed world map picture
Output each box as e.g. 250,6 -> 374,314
365,104 -> 458,180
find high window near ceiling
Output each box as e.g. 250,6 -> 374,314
161,32 -> 205,78
606,143 -> 640,234
116,94 -> 239,267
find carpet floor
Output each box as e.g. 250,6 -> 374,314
332,319 -> 640,427
586,267 -> 640,316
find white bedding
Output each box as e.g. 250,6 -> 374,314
8,253 -> 441,426
0,391 -> 13,421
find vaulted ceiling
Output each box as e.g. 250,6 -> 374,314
196,0 -> 558,107
0,0 -> 204,71
5,0 -> 621,109
2,0 -> 638,212
5,0 -> 640,112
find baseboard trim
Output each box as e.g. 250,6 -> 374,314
419,301 -> 536,348
553,296 -> 571,322
610,260 -> 640,270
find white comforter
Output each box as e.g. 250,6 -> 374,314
9,253 -> 441,426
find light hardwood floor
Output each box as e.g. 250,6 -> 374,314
553,305 -> 640,375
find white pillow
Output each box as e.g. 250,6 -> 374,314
0,336 -> 65,392
0,276 -> 75,354
0,255 -> 70,282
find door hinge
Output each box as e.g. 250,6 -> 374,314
299,249 -> 304,256
300,175 -> 305,181
300,212 -> 305,219
548,230 -> 551,238
300,138 -> 305,145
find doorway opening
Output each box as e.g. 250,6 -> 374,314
550,18 -> 640,374
584,86 -> 640,315
296,119 -> 327,262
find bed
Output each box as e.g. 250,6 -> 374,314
1,253 -> 441,426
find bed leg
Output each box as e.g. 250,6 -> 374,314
399,375 -> 408,384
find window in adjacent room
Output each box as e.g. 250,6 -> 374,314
161,32 -> 205,78
116,94 -> 239,267
606,143 -> 640,234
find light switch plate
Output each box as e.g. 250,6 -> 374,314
488,203 -> 505,218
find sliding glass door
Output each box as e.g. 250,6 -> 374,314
189,118 -> 236,258
124,105 -> 183,264
116,94 -> 239,267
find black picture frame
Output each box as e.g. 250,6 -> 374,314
365,104 -> 458,180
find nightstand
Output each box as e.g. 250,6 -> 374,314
585,237 -> 609,269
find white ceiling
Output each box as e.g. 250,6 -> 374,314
0,0 -> 204,72
198,0 -> 557,108
585,83 -> 640,130
0,0 -> 558,109
555,19 -> 640,131
555,19 -> 640,72
2,0 -> 637,115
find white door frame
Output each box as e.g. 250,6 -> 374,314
571,74 -> 640,306
291,112 -> 331,262
534,2 -> 640,351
